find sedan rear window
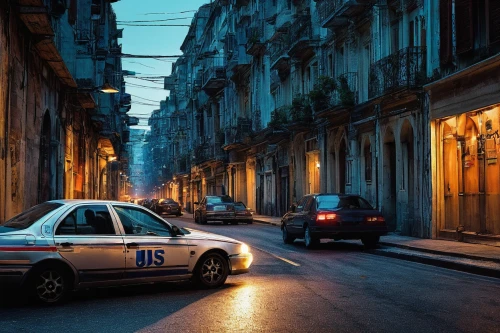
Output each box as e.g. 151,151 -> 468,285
316,195 -> 373,210
3,202 -> 63,230
207,196 -> 234,204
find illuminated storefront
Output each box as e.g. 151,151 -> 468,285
429,55 -> 500,241
437,108 -> 500,236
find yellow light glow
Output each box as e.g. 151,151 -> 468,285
240,243 -> 249,254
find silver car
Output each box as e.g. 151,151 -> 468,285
0,200 -> 253,304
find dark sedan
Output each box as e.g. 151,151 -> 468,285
154,198 -> 182,216
281,193 -> 387,249
194,195 -> 236,225
234,202 -> 253,224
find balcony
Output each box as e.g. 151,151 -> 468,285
369,47 -> 427,99
270,34 -> 291,77
202,60 -> 226,96
288,15 -> 317,60
227,51 -> 251,82
235,0 -> 250,7
193,142 -> 225,165
332,72 -> 358,106
127,117 -> 139,126
317,0 -> 373,28
238,5 -> 252,23
246,25 -> 266,56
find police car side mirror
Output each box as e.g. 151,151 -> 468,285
171,225 -> 182,236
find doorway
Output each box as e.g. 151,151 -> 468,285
383,127 -> 397,231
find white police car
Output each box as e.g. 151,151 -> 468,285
0,200 -> 253,304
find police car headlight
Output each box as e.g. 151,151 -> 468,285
240,243 -> 249,254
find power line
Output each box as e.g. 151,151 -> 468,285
117,17 -> 192,23
117,24 -> 191,27
142,10 -> 197,15
130,94 -> 160,103
121,53 -> 184,59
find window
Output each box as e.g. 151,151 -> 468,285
113,206 -> 172,236
55,205 -> 115,235
338,196 -> 373,210
4,202 -> 63,230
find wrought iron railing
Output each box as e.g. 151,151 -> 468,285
270,34 -> 290,65
317,0 -> 337,25
369,46 -> 426,99
289,15 -> 312,43
203,58 -> 226,87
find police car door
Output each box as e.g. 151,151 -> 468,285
52,204 -> 126,285
111,204 -> 190,282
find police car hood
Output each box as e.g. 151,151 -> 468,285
182,228 -> 241,244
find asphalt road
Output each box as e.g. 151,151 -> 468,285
0,216 -> 499,333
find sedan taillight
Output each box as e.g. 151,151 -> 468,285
365,216 -> 385,224
316,212 -> 337,223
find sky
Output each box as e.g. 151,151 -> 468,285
112,0 -> 210,128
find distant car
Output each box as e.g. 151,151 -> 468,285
194,195 -> 237,225
234,202 -> 253,224
281,193 -> 388,249
154,198 -> 182,216
0,200 -> 253,304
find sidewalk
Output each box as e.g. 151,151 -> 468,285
179,212 -> 500,278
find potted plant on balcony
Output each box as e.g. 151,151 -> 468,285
308,76 -> 336,113
290,94 -> 312,122
269,107 -> 289,128
337,76 -> 355,106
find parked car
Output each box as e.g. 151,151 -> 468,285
281,193 -> 388,249
234,202 -> 253,224
194,195 -> 238,225
153,198 -> 182,216
141,198 -> 155,210
0,200 -> 253,304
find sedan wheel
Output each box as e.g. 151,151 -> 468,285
193,252 -> 228,288
282,226 -> 295,244
304,226 -> 319,249
33,266 -> 70,304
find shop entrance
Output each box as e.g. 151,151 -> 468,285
441,110 -> 500,235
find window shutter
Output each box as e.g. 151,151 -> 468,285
489,0 -> 500,45
439,0 -> 452,64
455,0 -> 473,54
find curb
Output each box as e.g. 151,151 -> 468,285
379,241 -> 500,264
371,247 -> 500,279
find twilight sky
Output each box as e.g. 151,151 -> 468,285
112,0 -> 210,128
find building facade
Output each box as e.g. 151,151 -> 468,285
0,0 -> 130,223
145,0 -> 500,245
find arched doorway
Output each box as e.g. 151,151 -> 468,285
400,120 -> 415,234
38,112 -> 52,203
383,126 -> 397,231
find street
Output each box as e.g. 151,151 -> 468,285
0,216 -> 499,333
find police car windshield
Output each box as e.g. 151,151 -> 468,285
3,202 -> 63,230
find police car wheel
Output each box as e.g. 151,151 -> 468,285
193,252 -> 228,288
32,266 -> 71,304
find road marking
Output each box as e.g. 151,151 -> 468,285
252,246 -> 301,267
